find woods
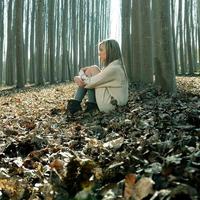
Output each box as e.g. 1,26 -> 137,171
0,0 -> 110,87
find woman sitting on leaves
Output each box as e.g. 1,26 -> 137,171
66,39 -> 128,114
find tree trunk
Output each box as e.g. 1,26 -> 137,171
140,0 -> 153,84
29,0 -> 36,84
56,0 -> 61,82
15,0 -> 24,88
36,0 -> 44,85
153,0 -> 176,94
0,0 -> 4,84
61,0 -> 69,82
171,0 -> 178,75
6,0 -> 15,86
71,0 -> 78,76
48,0 -> 55,84
132,0 -> 142,83
121,0 -> 132,81
24,0 -> 29,84
185,0 -> 194,74
178,0 -> 185,75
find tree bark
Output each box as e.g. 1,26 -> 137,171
36,0 -> 44,85
153,0 -> 176,94
15,0 -> 24,88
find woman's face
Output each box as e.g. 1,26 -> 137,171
98,44 -> 107,63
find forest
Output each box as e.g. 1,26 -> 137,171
0,0 -> 200,199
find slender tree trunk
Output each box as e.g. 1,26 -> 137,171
56,0 -> 61,82
140,0 -> 153,84
6,0 -> 14,86
121,0 -> 132,81
61,0 -> 69,82
15,0 -> 24,88
0,0 -> 4,84
36,0 -> 44,85
185,0 -> 194,74
190,0 -> 197,72
178,0 -> 185,75
79,0 -> 85,68
29,1 -> 35,84
197,0 -> 200,73
48,0 -> 55,84
24,0 -> 29,84
171,0 -> 178,75
132,0 -> 142,83
71,0 -> 78,76
85,1 -> 90,66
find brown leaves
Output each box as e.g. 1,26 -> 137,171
123,175 -> 154,200
49,159 -> 64,171
0,178 -> 26,200
0,78 -> 200,199
124,173 -> 136,199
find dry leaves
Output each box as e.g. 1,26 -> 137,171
0,78 -> 199,199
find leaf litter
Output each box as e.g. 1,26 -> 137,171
0,77 -> 199,200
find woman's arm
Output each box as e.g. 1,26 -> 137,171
84,65 -> 117,88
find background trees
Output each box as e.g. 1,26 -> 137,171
0,0 -> 110,87
121,0 -> 200,94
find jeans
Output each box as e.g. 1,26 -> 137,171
74,87 -> 96,103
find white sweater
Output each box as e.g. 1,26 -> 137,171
84,59 -> 128,112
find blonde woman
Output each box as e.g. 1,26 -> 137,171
67,39 -> 128,114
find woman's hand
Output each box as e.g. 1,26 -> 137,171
74,76 -> 85,87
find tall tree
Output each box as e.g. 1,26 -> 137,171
78,0 -> 85,68
29,0 -> 36,83
132,0 -> 142,83
171,0 -> 178,75
178,0 -> 185,74
24,0 -> 29,83
0,0 -> 4,84
6,0 -> 15,86
55,0 -> 61,81
197,0 -> 200,68
48,0 -> 56,83
61,0 -> 70,82
15,0 -> 24,88
71,0 -> 78,76
140,0 -> 153,84
36,0 -> 44,85
185,0 -> 194,74
152,0 -> 176,94
121,0 -> 132,81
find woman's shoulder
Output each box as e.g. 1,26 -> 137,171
108,59 -> 122,66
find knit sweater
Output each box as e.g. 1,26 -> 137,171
84,59 -> 128,112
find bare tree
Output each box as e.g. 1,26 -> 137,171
153,0 -> 176,94
0,0 -> 4,84
48,0 -> 56,83
6,0 -> 15,86
121,0 -> 132,81
36,0 -> 44,85
29,0 -> 36,83
140,0 -> 153,84
15,0 -> 24,88
132,0 -> 142,83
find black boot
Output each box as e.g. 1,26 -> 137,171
66,99 -> 82,114
85,102 -> 99,113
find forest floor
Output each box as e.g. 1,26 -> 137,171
0,77 -> 200,200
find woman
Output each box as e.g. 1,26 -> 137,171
67,39 -> 128,114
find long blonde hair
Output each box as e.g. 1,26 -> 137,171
99,39 -> 128,78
